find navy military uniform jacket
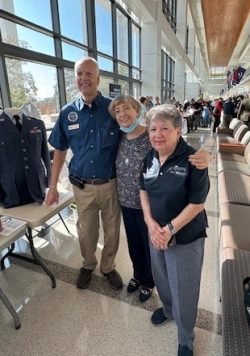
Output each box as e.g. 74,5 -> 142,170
0,112 -> 51,208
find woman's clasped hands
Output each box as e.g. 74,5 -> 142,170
147,219 -> 172,250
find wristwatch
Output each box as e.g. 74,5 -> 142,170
166,221 -> 177,236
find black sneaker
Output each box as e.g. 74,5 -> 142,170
178,344 -> 193,356
77,267 -> 93,289
139,287 -> 152,302
127,278 -> 140,293
103,269 -> 123,290
151,307 -> 170,326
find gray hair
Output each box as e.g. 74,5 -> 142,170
146,104 -> 182,128
74,57 -> 99,76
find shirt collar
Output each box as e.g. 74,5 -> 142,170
76,92 -> 102,111
4,111 -> 24,125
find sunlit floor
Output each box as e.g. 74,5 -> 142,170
0,129 -> 222,356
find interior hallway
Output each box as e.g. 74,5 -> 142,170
0,129 -> 222,356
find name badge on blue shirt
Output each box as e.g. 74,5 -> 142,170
68,124 -> 80,130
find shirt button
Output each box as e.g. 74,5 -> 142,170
21,139 -> 24,143
90,145 -> 94,148
23,157 -> 28,161
160,172 -> 163,175
92,175 -> 95,178
90,129 -> 93,133
90,115 -> 93,118
22,148 -> 26,152
25,165 -> 29,169
90,161 -> 93,164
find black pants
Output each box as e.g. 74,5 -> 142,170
213,116 -> 220,132
121,206 -> 155,288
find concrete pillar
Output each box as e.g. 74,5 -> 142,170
186,81 -> 200,100
175,60 -> 186,102
174,0 -> 187,103
141,21 -> 161,98
188,27 -> 195,65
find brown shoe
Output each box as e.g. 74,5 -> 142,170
77,268 -> 93,289
103,269 -> 123,290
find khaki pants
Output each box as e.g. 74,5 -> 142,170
73,179 -> 121,274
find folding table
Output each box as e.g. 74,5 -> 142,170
0,220 -> 27,329
0,191 -> 74,328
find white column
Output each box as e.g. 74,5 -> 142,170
188,27 -> 195,65
175,60 -> 186,102
141,21 -> 162,98
186,81 -> 200,99
174,0 -> 187,102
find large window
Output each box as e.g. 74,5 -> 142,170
62,42 -> 88,62
0,0 -> 141,123
161,50 -> 175,102
133,83 -> 141,99
99,76 -> 114,97
95,0 -> 113,56
162,0 -> 177,32
64,68 -> 79,103
132,24 -> 140,68
0,19 -> 55,56
98,55 -> 113,72
58,0 -> 87,44
5,58 -> 59,123
118,79 -> 129,95
0,0 -> 52,29
116,9 -> 128,63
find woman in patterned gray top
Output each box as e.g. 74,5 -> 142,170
109,94 -> 155,302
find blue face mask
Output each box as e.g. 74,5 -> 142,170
119,117 -> 141,133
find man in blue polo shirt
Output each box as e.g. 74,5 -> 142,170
46,57 -> 122,290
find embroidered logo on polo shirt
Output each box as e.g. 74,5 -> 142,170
168,165 -> 187,176
68,112 -> 78,122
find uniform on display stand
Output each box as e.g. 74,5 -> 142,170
0,106 -> 51,208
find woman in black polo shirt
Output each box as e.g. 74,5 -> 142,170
140,104 -> 209,356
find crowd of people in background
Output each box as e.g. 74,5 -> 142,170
139,93 -> 250,133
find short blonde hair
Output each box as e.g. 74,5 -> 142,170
108,94 -> 141,118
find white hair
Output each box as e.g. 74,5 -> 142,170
74,57 -> 99,76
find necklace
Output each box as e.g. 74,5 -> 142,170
159,156 -> 168,166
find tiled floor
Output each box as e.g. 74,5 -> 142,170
0,129 -> 222,356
